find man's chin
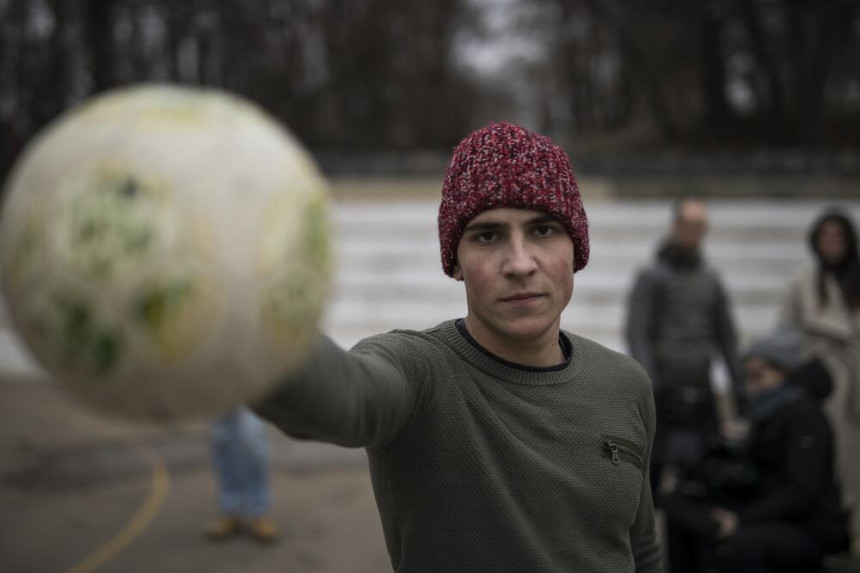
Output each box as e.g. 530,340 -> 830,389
498,317 -> 558,341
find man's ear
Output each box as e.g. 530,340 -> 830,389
453,264 -> 464,281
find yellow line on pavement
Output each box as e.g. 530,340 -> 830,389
66,442 -> 170,573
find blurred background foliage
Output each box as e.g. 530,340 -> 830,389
2,0 -> 860,182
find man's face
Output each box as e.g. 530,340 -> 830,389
743,356 -> 785,397
452,208 -> 574,348
672,200 -> 708,253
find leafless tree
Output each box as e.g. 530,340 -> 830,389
0,0 -> 477,180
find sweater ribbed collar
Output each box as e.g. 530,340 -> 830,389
434,319 -> 583,386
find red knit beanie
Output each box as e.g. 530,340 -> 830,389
438,122 -> 589,277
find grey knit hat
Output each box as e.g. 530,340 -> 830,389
744,329 -> 803,372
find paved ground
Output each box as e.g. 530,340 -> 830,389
7,379 -> 860,573
0,377 -> 390,573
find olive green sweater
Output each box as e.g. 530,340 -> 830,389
255,320 -> 662,572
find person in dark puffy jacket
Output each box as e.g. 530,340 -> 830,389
625,197 -> 744,494
659,329 -> 847,573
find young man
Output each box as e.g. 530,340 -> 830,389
255,122 -> 662,572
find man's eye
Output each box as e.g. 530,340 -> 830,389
534,225 -> 556,237
476,231 -> 497,243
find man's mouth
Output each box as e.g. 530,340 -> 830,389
501,292 -> 542,302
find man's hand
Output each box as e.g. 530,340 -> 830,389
710,507 -> 738,540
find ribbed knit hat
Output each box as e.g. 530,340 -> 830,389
438,122 -> 589,277
744,329 -> 804,372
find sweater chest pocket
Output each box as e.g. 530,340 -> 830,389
595,434 -> 647,524
601,434 -> 645,472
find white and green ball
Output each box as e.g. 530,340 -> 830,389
0,84 -> 332,422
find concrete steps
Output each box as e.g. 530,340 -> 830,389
324,198 -> 860,354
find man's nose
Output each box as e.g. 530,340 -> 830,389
502,236 -> 538,276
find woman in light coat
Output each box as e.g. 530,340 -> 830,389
779,208 -> 860,554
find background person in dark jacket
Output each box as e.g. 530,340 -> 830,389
659,329 -> 847,573
625,197 -> 744,494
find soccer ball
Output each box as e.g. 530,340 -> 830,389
0,84 -> 332,422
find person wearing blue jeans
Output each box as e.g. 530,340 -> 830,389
206,407 -> 278,542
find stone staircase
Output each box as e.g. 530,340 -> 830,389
3,196 -> 860,383
324,196 -> 860,375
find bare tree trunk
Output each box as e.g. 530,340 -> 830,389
795,1 -> 856,145
739,0 -> 784,120
592,0 -> 680,141
86,0 -> 115,93
697,2 -> 732,134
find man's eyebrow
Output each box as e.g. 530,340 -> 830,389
463,221 -> 507,232
463,214 -> 560,232
527,214 -> 560,225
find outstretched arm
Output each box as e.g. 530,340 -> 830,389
253,334 -> 415,449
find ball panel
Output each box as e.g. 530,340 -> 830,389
54,160 -> 174,281
22,285 -> 126,378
